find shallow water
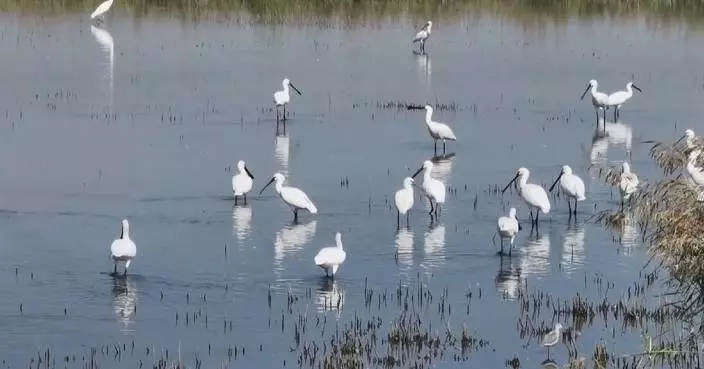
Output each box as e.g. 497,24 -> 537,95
0,9 -> 702,368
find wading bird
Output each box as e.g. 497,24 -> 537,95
548,165 -> 586,216
541,322 -> 563,359
580,79 -> 610,124
416,105 -> 457,154
90,0 -> 114,24
412,21 -> 432,54
314,232 -> 346,279
676,129 -> 696,149
412,160 -> 446,216
273,78 -> 302,122
619,162 -> 639,210
110,219 -> 137,276
502,167 -> 551,228
494,207 -> 522,256
607,82 -> 642,121
394,177 -> 415,228
232,160 -> 254,205
687,150 -> 704,186
260,173 -> 317,222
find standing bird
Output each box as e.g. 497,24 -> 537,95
606,82 -> 642,121
90,0 -> 114,23
314,232 -> 346,279
686,150 -> 704,186
412,21 -> 432,54
619,162 -> 639,210
394,177 -> 415,228
502,167 -> 551,228
541,322 -> 564,359
232,160 -> 254,205
273,78 -> 302,122
580,79 -> 610,124
412,160 -> 446,216
110,219 -> 137,276
494,207 -> 522,256
676,129 -> 696,149
419,105 -> 457,154
259,173 -> 317,222
548,165 -> 586,216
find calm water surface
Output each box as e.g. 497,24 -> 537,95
0,10 -> 702,368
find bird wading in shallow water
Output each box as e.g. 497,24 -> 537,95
259,173 -> 317,223
606,82 -> 642,121
548,165 -> 586,217
412,21 -> 432,54
412,160 -> 446,217
314,232 -> 346,279
503,167 -> 550,229
494,207 -> 522,256
90,0 -> 114,24
232,160 -> 254,205
619,162 -> 639,210
110,219 -> 137,276
394,177 -> 416,229
273,78 -> 302,122
580,79 -> 610,126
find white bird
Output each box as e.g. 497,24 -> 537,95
412,160 -> 446,216
314,232 -> 346,278
687,150 -> 704,187
260,172 -> 317,222
232,160 -> 254,205
541,322 -> 564,358
273,78 -> 302,122
394,177 -> 415,228
419,105 -> 457,154
580,79 -> 610,123
412,21 -> 432,54
110,219 -> 137,276
619,162 -> 639,209
494,207 -> 522,256
606,82 -> 642,121
676,129 -> 696,149
90,0 -> 114,23
548,165 -> 586,216
502,167 -> 551,228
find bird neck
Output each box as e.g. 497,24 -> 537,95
274,179 -> 284,193
517,175 -> 528,188
121,225 -> 129,239
425,110 -> 433,123
283,84 -> 289,94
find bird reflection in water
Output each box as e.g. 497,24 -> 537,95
561,222 -> 585,274
90,25 -> 114,115
590,118 -> 633,168
275,124 -> 290,176
315,278 -> 345,315
413,51 -> 431,83
394,227 -> 414,268
520,232 -> 550,278
274,220 -> 317,272
112,276 -> 137,333
618,213 -> 639,252
422,220 -> 445,269
232,205 -> 252,244
494,254 -> 522,301
429,152 -> 455,184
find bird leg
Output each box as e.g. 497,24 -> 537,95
406,211 -> 410,228
434,140 -> 438,154
435,204 -> 440,216
283,104 -> 287,121
244,194 -> 248,205
535,211 -> 540,228
113,263 -> 117,275
567,198 -> 572,215
293,208 -> 299,223
498,238 -> 504,255
443,140 -> 446,154
428,200 -> 434,215
397,211 -> 401,230
573,199 -> 577,216
234,195 -> 238,206
325,268 -> 329,277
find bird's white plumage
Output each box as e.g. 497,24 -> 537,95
424,105 -> 457,143
557,165 -> 586,201
419,160 -> 446,204
687,150 -> 704,186
583,79 -> 609,110
394,177 -> 415,215
514,167 -> 550,214
413,21 -> 432,43
314,232 -> 346,276
110,219 -> 137,272
542,323 -> 563,347
232,160 -> 254,196
497,207 -> 519,241
274,78 -> 296,106
619,162 -> 639,201
91,0 -> 114,19
267,173 -> 318,214
680,129 -> 696,149
607,82 -> 640,107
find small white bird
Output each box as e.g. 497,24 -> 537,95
90,0 -> 114,23
314,232 -> 346,278
548,165 -> 586,216
412,21 -> 432,54
273,78 -> 302,122
420,105 -> 457,154
687,150 -> 704,186
580,79 -> 610,124
502,167 -> 551,228
394,177 -> 415,228
259,172 -> 317,222
619,162 -> 639,209
495,207 -> 522,256
232,160 -> 254,205
412,160 -> 446,216
541,322 -> 563,358
606,82 -> 642,121
110,219 -> 137,276
676,129 -> 696,149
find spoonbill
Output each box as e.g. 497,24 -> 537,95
110,219 -> 137,276
548,165 -> 586,216
502,167 -> 551,228
412,160 -> 446,216
394,177 -> 415,228
259,173 -> 317,222
607,82 -> 642,121
541,322 -> 563,359
417,105 -> 457,154
687,150 -> 704,186
412,21 -> 432,54
676,129 -> 696,149
580,79 -> 610,123
494,207 -> 522,256
314,232 -> 346,279
273,78 -> 302,122
90,0 -> 114,23
619,162 -> 639,210
232,160 -> 254,205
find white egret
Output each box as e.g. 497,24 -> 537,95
259,173 -> 317,222
619,162 -> 639,209
394,177 -> 415,228
314,232 -> 346,278
273,78 -> 302,122
110,219 -> 137,276
412,21 -> 432,53
419,105 -> 457,154
548,165 -> 586,216
412,160 -> 446,216
232,160 -> 254,205
90,0 -> 114,23
606,82 -> 642,121
541,322 -> 563,358
687,150 -> 704,186
494,207 -> 522,256
676,129 -> 696,149
502,168 -> 551,228
580,79 -> 610,123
